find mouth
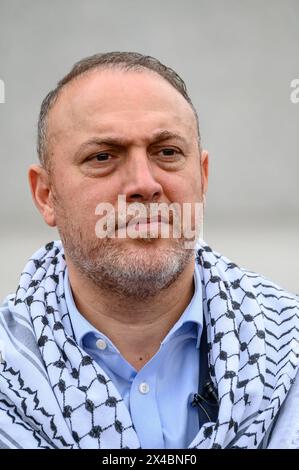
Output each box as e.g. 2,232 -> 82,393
132,215 -> 169,230
117,215 -> 170,230
114,215 -> 171,238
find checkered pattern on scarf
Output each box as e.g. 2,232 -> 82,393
0,240 -> 298,449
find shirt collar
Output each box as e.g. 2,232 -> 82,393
161,262 -> 203,348
64,269 -> 102,348
64,261 -> 203,350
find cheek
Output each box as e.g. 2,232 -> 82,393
186,165 -> 203,201
165,155 -> 202,200
52,181 -> 94,226
62,184 -> 119,236
164,173 -> 202,204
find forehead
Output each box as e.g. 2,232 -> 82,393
47,68 -> 198,144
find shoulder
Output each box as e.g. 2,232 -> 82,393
0,293 -> 18,334
197,242 -> 299,312
0,295 -> 15,364
0,294 -> 15,318
244,269 -> 299,317
232,262 -> 299,341
268,367 -> 299,448
243,270 -> 299,339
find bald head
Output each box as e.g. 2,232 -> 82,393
37,52 -> 200,170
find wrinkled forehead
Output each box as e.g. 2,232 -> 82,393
47,68 -> 198,141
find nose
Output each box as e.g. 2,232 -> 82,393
123,150 -> 163,203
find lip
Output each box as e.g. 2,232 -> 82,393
117,216 -> 170,231
133,220 -> 169,231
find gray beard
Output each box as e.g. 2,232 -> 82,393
60,231 -> 194,300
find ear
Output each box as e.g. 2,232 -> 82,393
200,149 -> 209,196
28,164 -> 57,227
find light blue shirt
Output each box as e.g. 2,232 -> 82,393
64,263 -> 203,449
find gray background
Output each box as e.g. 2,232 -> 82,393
0,0 -> 298,299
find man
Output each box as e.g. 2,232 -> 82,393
0,52 -> 298,449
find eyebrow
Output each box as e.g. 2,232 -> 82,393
73,130 -> 189,159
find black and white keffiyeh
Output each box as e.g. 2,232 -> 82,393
0,240 -> 298,449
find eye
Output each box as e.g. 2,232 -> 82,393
156,147 -> 182,159
152,146 -> 185,170
93,152 -> 111,162
161,148 -> 177,156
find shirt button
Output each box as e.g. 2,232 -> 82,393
96,339 -> 107,350
139,382 -> 150,394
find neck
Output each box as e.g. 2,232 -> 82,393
66,256 -> 195,371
